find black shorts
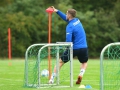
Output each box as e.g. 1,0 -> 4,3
60,48 -> 88,63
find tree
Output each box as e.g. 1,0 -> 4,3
0,0 -> 120,58
114,0 -> 120,27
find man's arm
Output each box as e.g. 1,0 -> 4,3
51,6 -> 68,22
56,10 -> 68,22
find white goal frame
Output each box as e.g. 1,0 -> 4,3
24,42 -> 73,88
100,42 -> 120,90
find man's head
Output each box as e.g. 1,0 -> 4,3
66,9 -> 76,20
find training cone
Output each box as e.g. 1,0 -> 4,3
85,85 -> 92,89
46,7 -> 54,13
79,85 -> 85,88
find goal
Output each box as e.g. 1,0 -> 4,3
24,42 -> 73,88
100,42 -> 120,90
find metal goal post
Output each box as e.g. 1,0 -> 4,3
100,42 -> 120,90
24,42 -> 73,88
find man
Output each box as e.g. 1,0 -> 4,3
49,6 -> 88,84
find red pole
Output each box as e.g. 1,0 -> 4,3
48,13 -> 52,79
46,7 -> 53,43
46,7 -> 53,79
8,28 -> 12,65
48,13 -> 52,43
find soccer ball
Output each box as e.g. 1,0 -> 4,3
41,69 -> 49,77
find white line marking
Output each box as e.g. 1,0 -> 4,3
0,84 -> 16,86
0,78 -> 23,82
0,84 -> 4,86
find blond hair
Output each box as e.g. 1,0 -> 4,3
67,9 -> 76,18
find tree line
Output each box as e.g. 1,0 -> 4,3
0,0 -> 120,58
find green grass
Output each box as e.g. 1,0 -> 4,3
0,59 -> 100,90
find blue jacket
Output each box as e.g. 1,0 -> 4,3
57,10 -> 87,49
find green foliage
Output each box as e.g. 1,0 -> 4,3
0,0 -> 120,58
0,0 -> 48,57
114,0 -> 120,26
0,0 -> 14,7
76,7 -> 120,57
71,0 -> 117,12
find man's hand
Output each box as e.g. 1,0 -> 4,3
51,6 -> 58,12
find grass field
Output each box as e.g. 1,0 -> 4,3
0,59 -> 100,90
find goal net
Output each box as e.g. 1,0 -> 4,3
24,43 -> 73,88
100,42 -> 120,90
